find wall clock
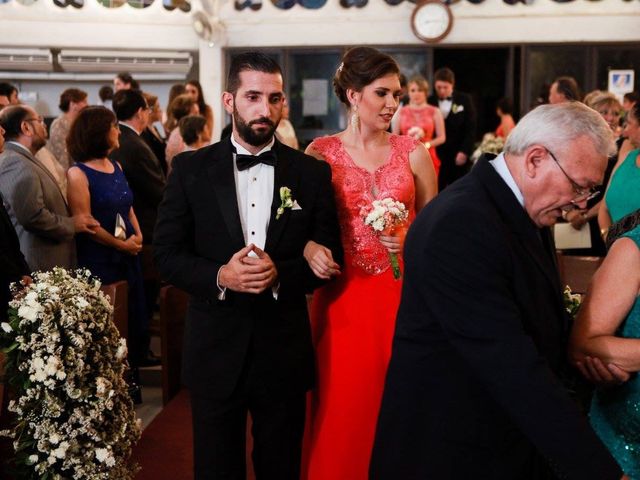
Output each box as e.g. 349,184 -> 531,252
411,0 -> 453,44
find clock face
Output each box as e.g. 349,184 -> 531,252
411,0 -> 453,43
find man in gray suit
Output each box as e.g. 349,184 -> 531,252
0,105 -> 98,272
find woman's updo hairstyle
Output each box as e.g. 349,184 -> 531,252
333,47 -> 400,108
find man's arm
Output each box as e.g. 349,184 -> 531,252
0,155 -> 74,241
421,208 -> 621,480
113,142 -> 166,207
274,160 -> 343,294
152,156 -> 221,299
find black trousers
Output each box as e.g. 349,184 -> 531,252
190,362 -> 306,480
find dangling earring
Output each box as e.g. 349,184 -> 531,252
350,104 -> 360,131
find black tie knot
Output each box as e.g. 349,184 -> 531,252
235,150 -> 277,171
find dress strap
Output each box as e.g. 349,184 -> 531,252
389,134 -> 420,159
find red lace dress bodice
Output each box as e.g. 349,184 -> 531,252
398,104 -> 441,176
310,134 -> 417,275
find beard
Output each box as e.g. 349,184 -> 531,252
233,104 -> 279,147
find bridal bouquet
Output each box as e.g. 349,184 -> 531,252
0,267 -> 141,479
361,197 -> 409,280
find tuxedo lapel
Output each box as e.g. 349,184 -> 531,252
208,140 -> 245,251
265,141 -> 299,254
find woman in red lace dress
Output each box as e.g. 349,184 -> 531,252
301,47 -> 437,480
392,75 -> 445,177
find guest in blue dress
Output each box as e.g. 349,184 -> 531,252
570,224 -> 640,479
66,106 -> 148,367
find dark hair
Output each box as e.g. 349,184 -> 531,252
496,97 -> 513,115
59,88 -> 87,113
0,82 -> 18,98
333,47 -> 400,107
624,91 -> 640,104
168,83 -> 186,109
99,85 -> 114,102
112,89 -> 147,121
399,73 -> 407,89
115,72 -> 140,91
433,67 -> 455,85
186,80 -> 209,118
226,52 -> 282,96
553,76 -> 581,102
0,105 -> 30,141
67,106 -> 116,163
165,94 -> 197,132
179,115 -> 207,145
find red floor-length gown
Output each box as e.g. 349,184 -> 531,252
302,134 -> 417,480
398,105 -> 441,177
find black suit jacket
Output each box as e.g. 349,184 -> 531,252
110,125 -> 166,244
0,192 -> 29,320
428,91 -> 476,186
371,158 -> 621,480
153,138 -> 342,400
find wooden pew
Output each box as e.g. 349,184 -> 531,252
159,285 -> 189,405
556,253 -> 604,295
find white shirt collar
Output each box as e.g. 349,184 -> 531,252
489,152 -> 525,208
230,134 -> 275,156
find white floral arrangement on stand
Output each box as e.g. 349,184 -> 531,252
0,267 -> 141,479
470,133 -> 505,164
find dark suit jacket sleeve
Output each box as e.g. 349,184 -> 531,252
111,135 -> 165,207
273,159 -> 343,294
459,93 -> 477,157
152,154 -> 221,300
420,207 -> 621,479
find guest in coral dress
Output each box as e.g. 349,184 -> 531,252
393,75 -> 445,177
301,47 -> 438,480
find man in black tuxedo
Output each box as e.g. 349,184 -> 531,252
0,122 -> 30,321
428,67 -> 476,190
110,89 -> 166,367
153,52 -> 342,479
371,102 -> 627,480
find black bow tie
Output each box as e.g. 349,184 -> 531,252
439,97 -> 453,101
235,150 -> 277,171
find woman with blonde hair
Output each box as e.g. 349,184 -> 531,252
392,75 -> 445,176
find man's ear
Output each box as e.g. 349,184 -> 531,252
222,92 -> 234,115
524,145 -> 547,179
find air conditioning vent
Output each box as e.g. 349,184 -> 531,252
0,48 -> 53,72
58,50 -> 193,74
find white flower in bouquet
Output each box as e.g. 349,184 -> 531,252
0,267 -> 141,479
361,198 -> 409,280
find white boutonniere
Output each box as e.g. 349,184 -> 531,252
276,186 -> 295,220
451,104 -> 464,114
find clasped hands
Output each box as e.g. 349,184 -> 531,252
219,244 -> 278,294
574,355 -> 630,388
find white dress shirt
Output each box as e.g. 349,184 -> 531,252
217,134 -> 277,300
231,134 -> 275,252
438,98 -> 453,119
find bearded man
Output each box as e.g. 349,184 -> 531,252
153,52 -> 342,480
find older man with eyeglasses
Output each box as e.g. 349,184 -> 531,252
372,102 -> 628,480
0,105 -> 99,272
